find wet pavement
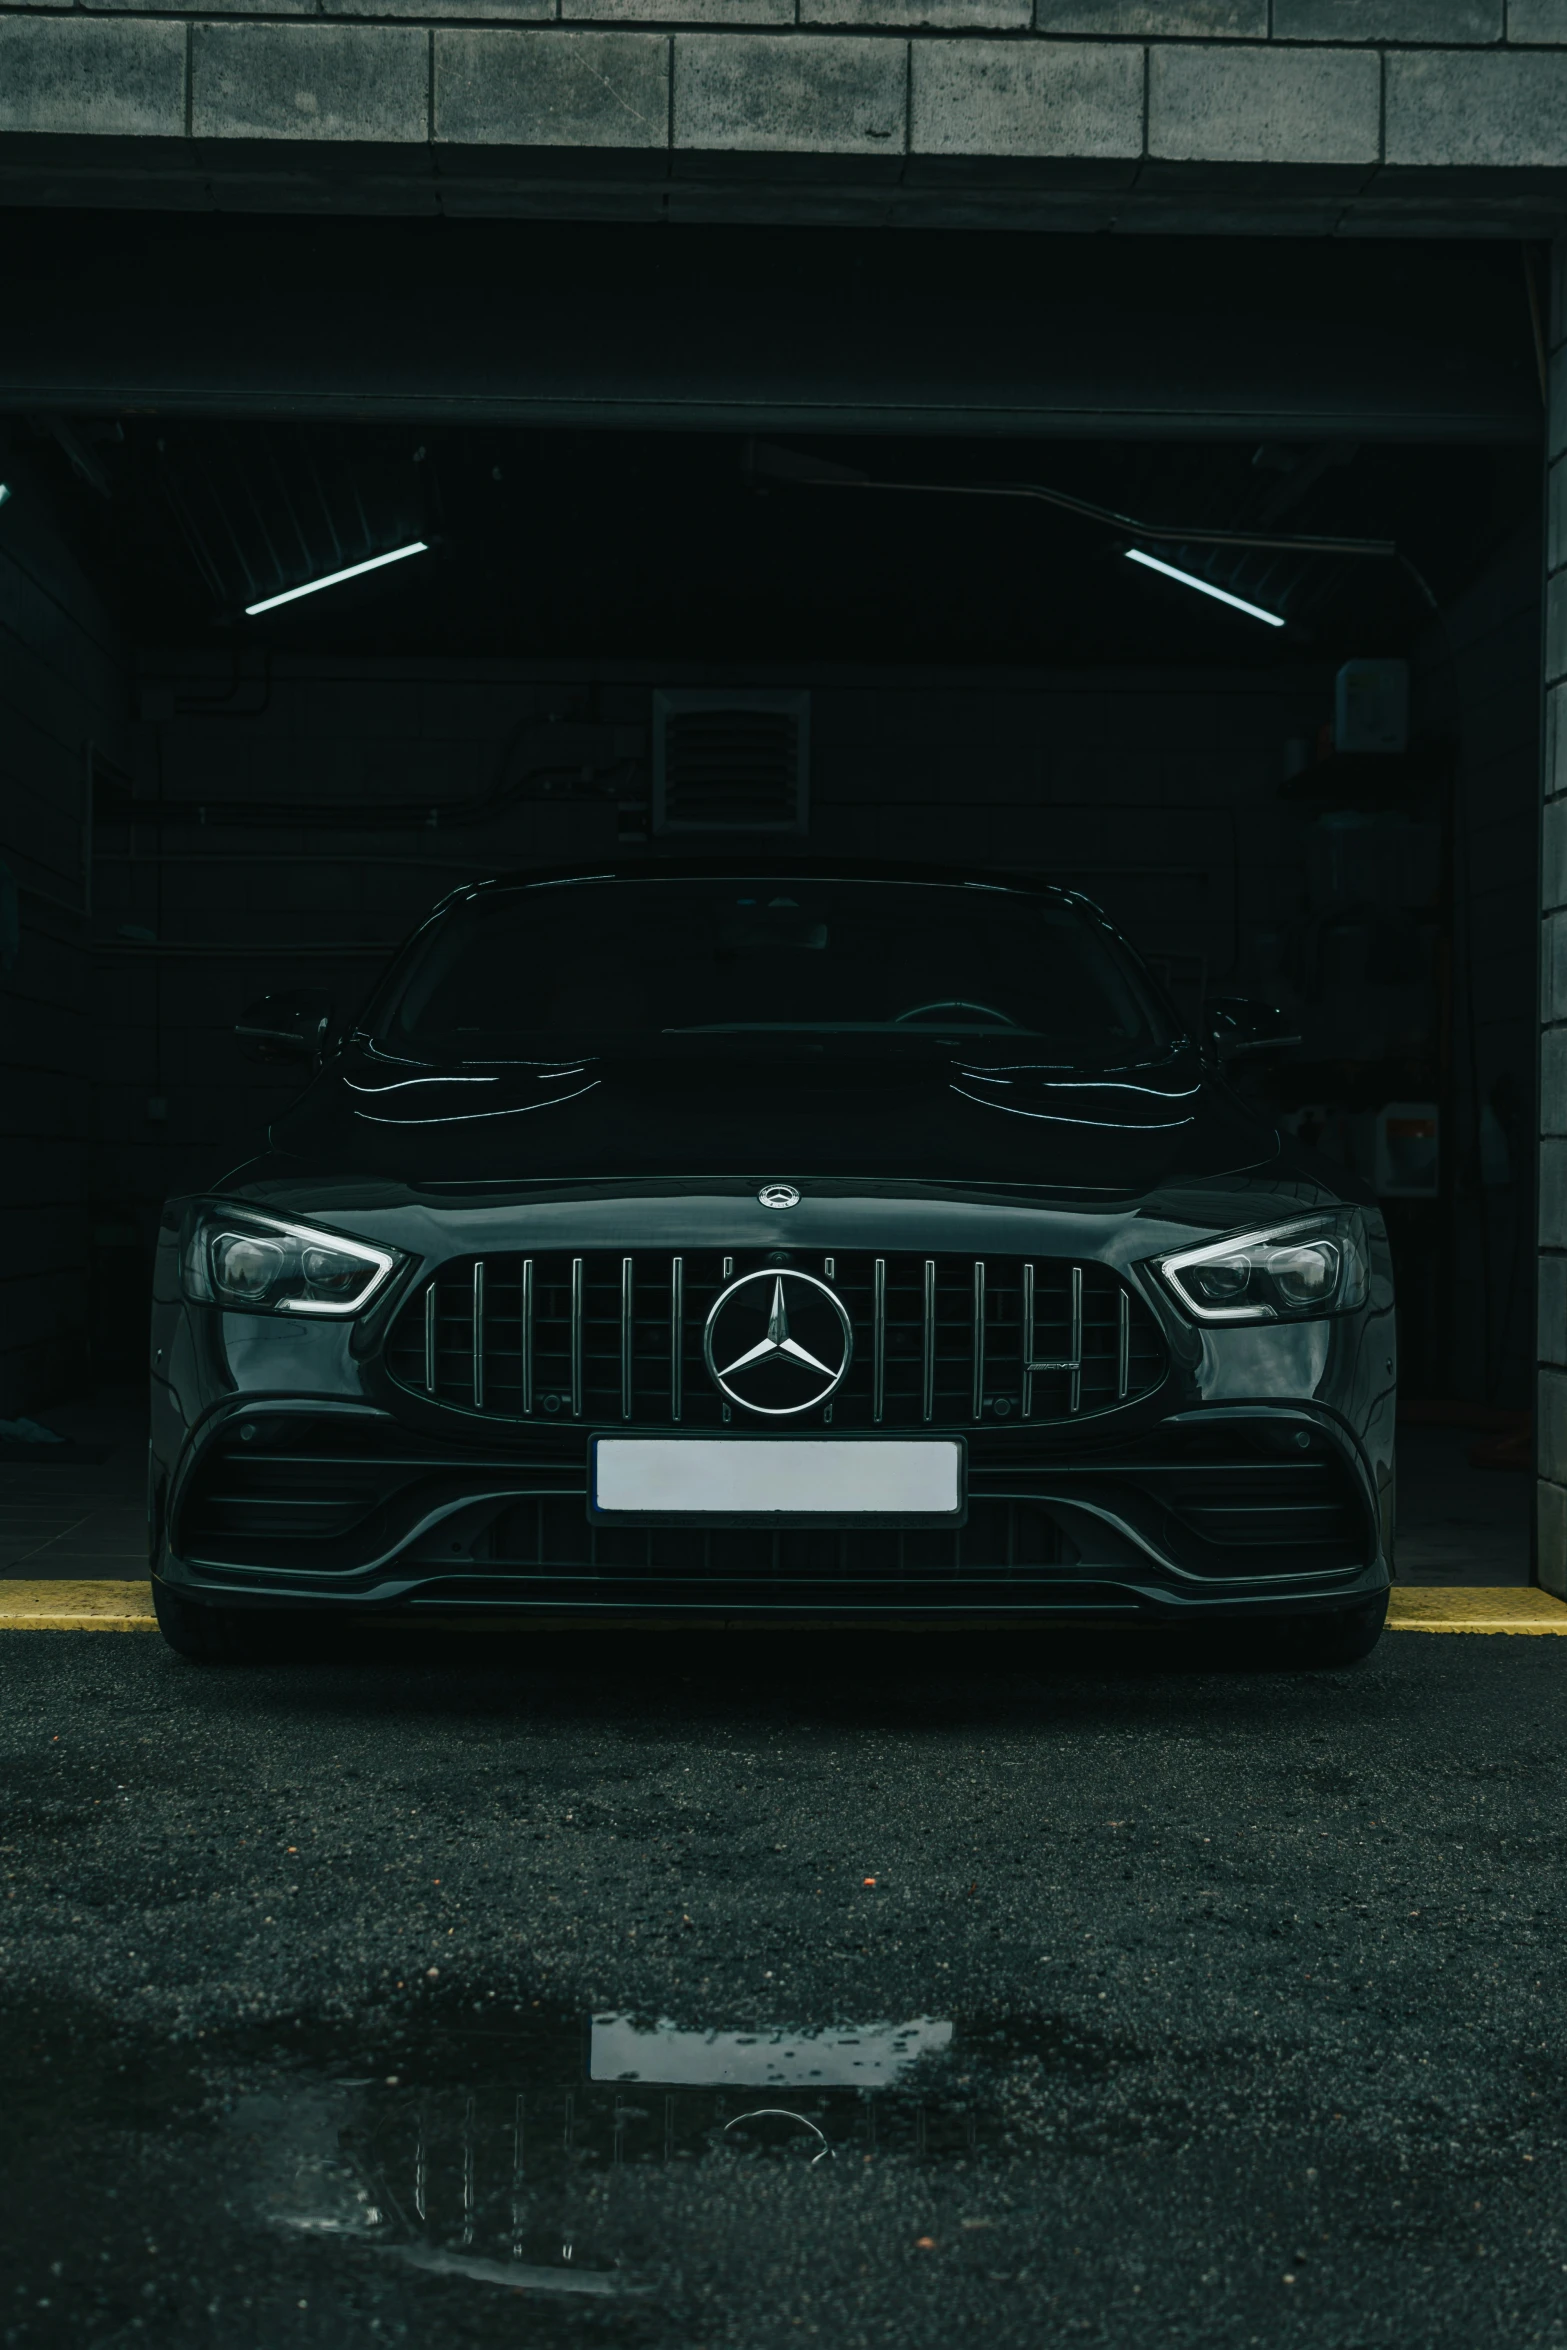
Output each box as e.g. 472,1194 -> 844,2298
2,1626 -> 1565,2347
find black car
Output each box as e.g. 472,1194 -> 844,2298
149,864 -> 1394,1663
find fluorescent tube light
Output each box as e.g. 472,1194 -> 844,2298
1124,547 -> 1285,629
0,485 -> 11,508
245,540 -> 428,617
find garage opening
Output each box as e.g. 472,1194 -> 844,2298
0,218 -> 1544,1591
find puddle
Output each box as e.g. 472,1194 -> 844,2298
237,2003 -> 975,2300
0,1987 -> 1538,2347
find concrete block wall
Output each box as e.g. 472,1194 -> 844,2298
96,651 -> 1327,1245
1540,236 -> 1567,1593
0,3 -> 1565,225
0,452 -> 130,1415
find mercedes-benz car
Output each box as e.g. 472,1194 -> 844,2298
148,863 -> 1395,1663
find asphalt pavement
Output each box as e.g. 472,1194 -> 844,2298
1,1623 -> 1564,2349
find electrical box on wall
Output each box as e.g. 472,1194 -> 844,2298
1374,1102 -> 1439,1198
1333,660 -> 1409,756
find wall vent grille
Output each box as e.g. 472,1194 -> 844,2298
653,690 -> 809,834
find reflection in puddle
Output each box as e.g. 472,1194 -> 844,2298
590,2011 -> 953,2087
254,2004 -> 967,2302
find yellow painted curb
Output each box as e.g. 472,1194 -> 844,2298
0,1579 -> 156,1629
0,1579 -> 1561,1636
1388,1586 -> 1567,1634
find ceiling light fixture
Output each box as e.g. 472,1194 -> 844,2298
244,540 -> 428,617
1123,547 -> 1285,629
0,485 -> 11,508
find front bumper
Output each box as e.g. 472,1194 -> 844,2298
150,1397 -> 1389,1627
149,1182 -> 1395,1628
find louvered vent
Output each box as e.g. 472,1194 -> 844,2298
653,690 -> 809,834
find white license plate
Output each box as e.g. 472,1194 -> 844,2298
590,1436 -> 966,1524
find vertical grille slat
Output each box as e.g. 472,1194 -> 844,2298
570,1258 -> 584,1420
521,1258 -> 534,1417
971,1260 -> 987,1423
1069,1264 -> 1084,1416
390,1249 -> 1165,1430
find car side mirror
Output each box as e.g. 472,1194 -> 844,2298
1206,996 -> 1301,1065
236,990 -> 334,1067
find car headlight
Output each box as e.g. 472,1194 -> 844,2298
1154,1211 -> 1369,1325
179,1204 -> 401,1317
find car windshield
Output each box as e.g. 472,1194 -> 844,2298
369,877 -> 1175,1062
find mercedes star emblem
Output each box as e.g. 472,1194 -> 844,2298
703,1269 -> 853,1416
757,1183 -> 801,1210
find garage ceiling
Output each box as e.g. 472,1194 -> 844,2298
0,216 -> 1545,445
14,413 -> 1537,668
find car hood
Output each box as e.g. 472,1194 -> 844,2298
262,1040 -> 1279,1196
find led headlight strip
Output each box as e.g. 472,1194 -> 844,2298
180,1204 -> 400,1318
1155,1213 -> 1369,1326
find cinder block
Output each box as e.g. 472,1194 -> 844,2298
1551,456 -> 1567,578
911,38 -> 1144,155
1508,0 -> 1567,40
1543,1137 -> 1567,1246
1148,43 -> 1380,165
1034,0 -> 1261,25
332,0 -> 551,19
1548,801 -> 1567,925
1275,0 -> 1500,36
98,0 -> 316,14
1386,50 -> 1567,167
1540,1476 -> 1567,1596
808,0 -> 1026,27
0,16 -> 185,138
1549,568 -> 1567,690
569,0 -> 787,19
673,33 -> 907,152
1544,914 -> 1567,1026
1547,681 -> 1567,799
1541,1254 -> 1567,1364
436,31 -> 669,146
1541,1373 -> 1567,1480
191,22 -> 429,144
1544,1027 -> 1567,1137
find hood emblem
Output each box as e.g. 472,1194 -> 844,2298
757,1183 -> 801,1210
704,1271 -> 853,1417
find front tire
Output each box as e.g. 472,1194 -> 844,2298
1288,1589 -> 1389,1667
152,1578 -> 276,1664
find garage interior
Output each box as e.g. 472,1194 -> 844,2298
0,212 -> 1545,1581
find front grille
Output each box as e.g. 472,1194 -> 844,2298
426,1493 -> 1072,1583
385,1251 -> 1166,1431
